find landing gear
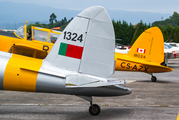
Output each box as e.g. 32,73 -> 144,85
148,73 -> 157,82
77,96 -> 101,116
89,102 -> 101,116
151,76 -> 157,82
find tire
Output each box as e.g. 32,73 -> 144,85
151,76 -> 157,82
89,104 -> 100,116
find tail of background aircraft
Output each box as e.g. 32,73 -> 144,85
45,6 -> 115,78
128,27 -> 164,64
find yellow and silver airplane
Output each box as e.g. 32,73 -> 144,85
0,6 -> 132,116
115,27 -> 173,82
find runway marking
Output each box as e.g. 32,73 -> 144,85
177,113 -> 179,120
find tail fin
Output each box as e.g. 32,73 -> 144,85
128,27 -> 164,64
45,6 -> 115,78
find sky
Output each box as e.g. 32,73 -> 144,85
0,0 -> 179,14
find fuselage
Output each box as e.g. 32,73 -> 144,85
115,52 -> 173,73
0,51 -> 131,97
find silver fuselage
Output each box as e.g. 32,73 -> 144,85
0,51 -> 131,97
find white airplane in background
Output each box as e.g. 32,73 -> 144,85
165,43 -> 179,58
115,46 -> 130,54
165,42 -> 179,47
0,6 -> 131,116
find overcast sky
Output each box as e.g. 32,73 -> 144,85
0,0 -> 179,14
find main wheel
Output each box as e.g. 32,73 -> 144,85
89,104 -> 100,116
151,76 -> 157,82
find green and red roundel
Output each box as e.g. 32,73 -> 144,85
58,42 -> 83,59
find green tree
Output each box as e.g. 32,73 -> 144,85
131,27 -> 143,45
153,11 -> 179,28
130,20 -> 149,45
162,24 -> 173,42
49,13 -> 57,26
113,20 -> 135,45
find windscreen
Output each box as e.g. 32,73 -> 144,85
14,26 -> 25,39
48,32 -> 61,43
164,43 -> 172,49
33,29 -> 48,42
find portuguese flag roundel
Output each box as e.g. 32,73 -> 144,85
58,42 -> 83,59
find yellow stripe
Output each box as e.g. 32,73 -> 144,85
3,54 -> 43,92
177,113 -> 179,120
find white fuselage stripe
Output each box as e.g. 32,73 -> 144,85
0,52 -> 12,90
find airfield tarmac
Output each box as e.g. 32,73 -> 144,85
0,58 -> 179,120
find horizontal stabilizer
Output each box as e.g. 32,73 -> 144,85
66,76 -> 126,88
66,74 -> 106,87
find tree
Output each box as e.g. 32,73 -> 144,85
131,27 -> 143,45
49,13 -> 57,26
